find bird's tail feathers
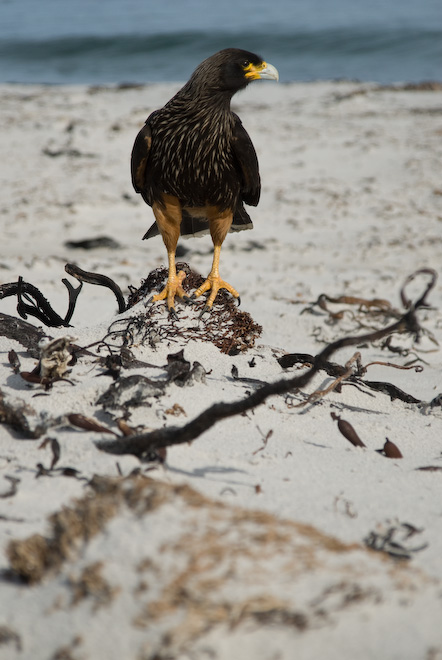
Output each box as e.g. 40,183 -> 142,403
142,222 -> 160,240
180,210 -> 211,238
142,205 -> 253,241
231,204 -> 254,233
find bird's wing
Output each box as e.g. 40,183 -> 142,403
131,119 -> 159,238
131,114 -> 160,204
231,113 -> 261,207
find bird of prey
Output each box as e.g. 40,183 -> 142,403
131,48 -> 279,314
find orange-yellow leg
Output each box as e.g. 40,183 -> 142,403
193,244 -> 239,308
151,195 -> 190,314
152,250 -> 188,311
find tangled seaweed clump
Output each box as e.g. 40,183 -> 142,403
125,263 -> 262,355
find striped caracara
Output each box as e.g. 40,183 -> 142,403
131,48 -> 279,314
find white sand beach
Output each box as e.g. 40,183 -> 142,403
1,80 -> 442,659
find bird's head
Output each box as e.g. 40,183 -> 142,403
187,48 -> 279,96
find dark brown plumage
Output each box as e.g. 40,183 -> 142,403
131,48 -> 279,312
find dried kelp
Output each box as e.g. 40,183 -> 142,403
330,413 -> 366,448
293,351 -> 362,407
360,380 -> 421,404
0,388 -> 49,439
19,336 -> 76,389
304,293 -> 396,323
0,336 -> 81,437
331,81 -> 442,104
278,351 -> 424,405
67,414 -> 118,436
0,277 -> 79,327
330,415 -> 404,457
302,278 -> 439,354
97,349 -> 207,410
65,263 -> 126,313
42,145 -> 96,159
0,626 -> 22,652
97,269 -> 437,458
165,349 -> 207,386
378,439 -> 403,459
8,350 -> 21,374
116,418 -> 138,437
126,263 -> 198,308
97,374 -> 166,410
364,521 -> 427,560
0,476 -> 20,499
38,437 -> 62,471
126,263 -> 262,355
415,466 -> 442,472
64,236 -> 121,250
279,278 -> 435,406
49,438 -> 61,469
0,313 -> 49,358
278,352 -> 343,374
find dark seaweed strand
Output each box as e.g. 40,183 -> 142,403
65,264 -> 126,313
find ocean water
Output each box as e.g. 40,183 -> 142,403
0,0 -> 441,85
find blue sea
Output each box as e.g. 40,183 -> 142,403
0,0 -> 441,85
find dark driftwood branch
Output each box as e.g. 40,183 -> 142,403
96,269 -> 436,459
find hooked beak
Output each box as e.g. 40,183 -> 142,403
245,61 -> 279,82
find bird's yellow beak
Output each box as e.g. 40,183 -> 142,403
244,61 -> 279,81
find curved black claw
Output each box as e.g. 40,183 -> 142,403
169,307 -> 179,320
145,295 -> 154,306
198,305 -> 210,319
183,295 -> 196,305
236,296 -> 241,307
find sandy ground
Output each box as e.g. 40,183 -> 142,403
1,80 -> 442,659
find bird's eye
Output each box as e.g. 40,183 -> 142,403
242,60 -> 250,69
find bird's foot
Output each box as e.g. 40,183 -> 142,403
152,270 -> 188,313
192,275 -> 239,309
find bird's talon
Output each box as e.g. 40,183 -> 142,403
198,305 -> 210,319
237,296 -> 241,307
169,308 -> 178,320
